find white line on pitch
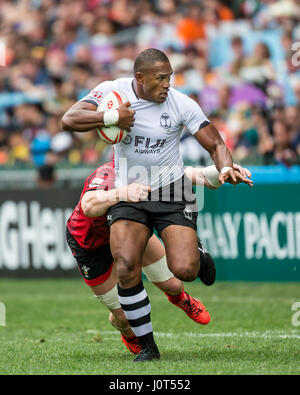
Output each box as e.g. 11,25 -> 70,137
98,330 -> 300,339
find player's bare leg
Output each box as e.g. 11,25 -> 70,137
110,219 -> 160,362
143,234 -> 210,325
110,220 -> 149,288
160,225 -> 200,281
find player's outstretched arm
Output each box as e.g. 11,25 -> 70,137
184,166 -> 220,189
81,183 -> 151,217
193,123 -> 237,184
61,101 -> 135,133
185,164 -> 253,188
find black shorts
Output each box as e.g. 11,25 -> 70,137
66,227 -> 114,286
107,176 -> 198,236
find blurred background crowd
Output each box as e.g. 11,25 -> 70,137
1,0 -> 300,173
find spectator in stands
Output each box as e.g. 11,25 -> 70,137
239,42 -> 276,90
0,128 -> 9,166
292,79 -> 300,103
177,2 -> 206,46
284,105 -> 300,157
229,36 -> 246,78
272,120 -> 298,166
0,0 -> 299,169
9,131 -> 30,165
36,164 -> 56,189
206,0 -> 234,21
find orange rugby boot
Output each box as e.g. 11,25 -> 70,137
121,334 -> 142,354
166,289 -> 210,325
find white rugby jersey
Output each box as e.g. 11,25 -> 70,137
81,78 -> 210,190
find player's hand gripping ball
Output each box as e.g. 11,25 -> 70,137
96,91 -> 129,144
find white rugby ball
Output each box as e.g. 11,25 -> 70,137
96,90 -> 129,144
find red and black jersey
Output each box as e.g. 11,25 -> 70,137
67,161 -> 116,250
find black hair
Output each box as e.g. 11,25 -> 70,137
134,48 -> 170,74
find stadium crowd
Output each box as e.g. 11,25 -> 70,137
1,0 -> 300,169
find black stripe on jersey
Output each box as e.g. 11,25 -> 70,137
199,120 -> 211,129
81,99 -> 98,107
120,297 -> 150,312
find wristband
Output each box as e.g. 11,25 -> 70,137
221,166 -> 233,174
103,109 -> 119,126
203,165 -> 221,188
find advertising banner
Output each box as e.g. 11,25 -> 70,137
198,184 -> 300,281
0,183 -> 299,281
0,188 -> 81,278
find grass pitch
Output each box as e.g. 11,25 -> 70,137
0,279 -> 299,375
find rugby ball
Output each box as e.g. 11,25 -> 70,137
96,91 -> 129,144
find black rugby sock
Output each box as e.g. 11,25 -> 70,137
117,281 -> 156,349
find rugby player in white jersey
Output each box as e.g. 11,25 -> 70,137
62,48 -> 241,362
66,159 -> 252,355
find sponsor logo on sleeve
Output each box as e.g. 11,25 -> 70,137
90,90 -> 103,102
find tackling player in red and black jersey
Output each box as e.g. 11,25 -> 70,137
66,160 -> 253,354
67,162 -> 114,262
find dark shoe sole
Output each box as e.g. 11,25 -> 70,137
133,353 -> 160,362
133,347 -> 160,362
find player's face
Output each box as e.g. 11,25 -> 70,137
138,61 -> 173,103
